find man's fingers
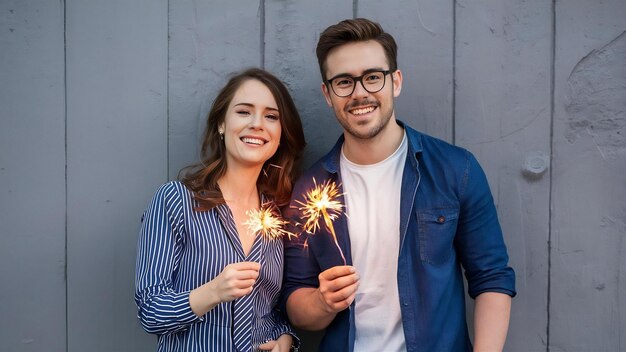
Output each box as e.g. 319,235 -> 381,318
318,266 -> 359,310
317,274 -> 359,313
319,265 -> 356,281
323,272 -> 359,292
325,280 -> 359,302
317,281 -> 358,312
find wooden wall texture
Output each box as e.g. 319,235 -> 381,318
1,1 -> 624,351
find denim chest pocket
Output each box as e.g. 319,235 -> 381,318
417,207 -> 460,265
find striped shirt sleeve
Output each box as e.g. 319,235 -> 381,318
134,182 -> 202,334
261,309 -> 299,347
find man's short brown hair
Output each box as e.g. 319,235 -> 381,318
316,18 -> 398,80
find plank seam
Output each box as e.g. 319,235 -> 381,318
547,0 -> 556,350
260,0 -> 265,69
167,0 -> 171,181
452,0 -> 456,145
63,0 -> 69,349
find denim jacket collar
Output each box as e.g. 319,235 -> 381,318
320,120 -> 423,174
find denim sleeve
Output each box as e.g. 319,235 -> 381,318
456,152 -> 516,299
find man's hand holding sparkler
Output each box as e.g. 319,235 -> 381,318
318,265 -> 360,313
287,265 -> 360,330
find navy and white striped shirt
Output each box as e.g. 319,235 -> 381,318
135,181 -> 293,351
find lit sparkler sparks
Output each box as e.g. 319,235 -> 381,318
296,178 -> 346,264
245,203 -> 295,240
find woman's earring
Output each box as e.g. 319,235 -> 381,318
218,129 -> 224,140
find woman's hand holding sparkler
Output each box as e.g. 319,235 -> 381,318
211,261 -> 261,301
317,266 -> 360,313
189,261 -> 260,317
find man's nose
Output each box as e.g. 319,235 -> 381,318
351,79 -> 369,98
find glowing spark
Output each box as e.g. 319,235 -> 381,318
245,203 -> 295,240
296,178 -> 346,264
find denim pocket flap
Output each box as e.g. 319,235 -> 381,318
417,207 -> 460,264
420,209 -> 459,224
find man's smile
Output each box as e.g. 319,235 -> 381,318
349,106 -> 376,115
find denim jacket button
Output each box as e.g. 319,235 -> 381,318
437,216 -> 445,223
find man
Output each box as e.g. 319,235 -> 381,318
281,18 -> 516,352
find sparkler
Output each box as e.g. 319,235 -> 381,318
296,178 -> 346,264
244,203 -> 295,240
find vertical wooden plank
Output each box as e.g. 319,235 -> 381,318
65,1 -> 167,350
264,3 -> 352,349
552,0 -> 626,350
358,0 -> 454,142
168,1 -> 261,179
455,1 -> 552,350
265,0 -> 354,168
0,1 -> 66,351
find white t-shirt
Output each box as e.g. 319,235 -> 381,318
340,132 -> 408,352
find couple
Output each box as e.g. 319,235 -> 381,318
135,18 -> 516,352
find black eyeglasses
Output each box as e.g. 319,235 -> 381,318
325,69 -> 394,97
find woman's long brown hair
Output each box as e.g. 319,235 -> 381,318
179,68 -> 306,211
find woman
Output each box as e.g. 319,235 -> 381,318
135,68 -> 305,352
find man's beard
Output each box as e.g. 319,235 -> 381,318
337,100 -> 394,140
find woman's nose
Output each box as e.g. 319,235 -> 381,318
248,112 -> 263,129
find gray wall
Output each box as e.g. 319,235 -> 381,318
1,1 -> 624,351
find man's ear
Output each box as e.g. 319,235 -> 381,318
321,82 -> 333,107
392,69 -> 403,97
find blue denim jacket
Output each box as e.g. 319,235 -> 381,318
281,121 -> 516,352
